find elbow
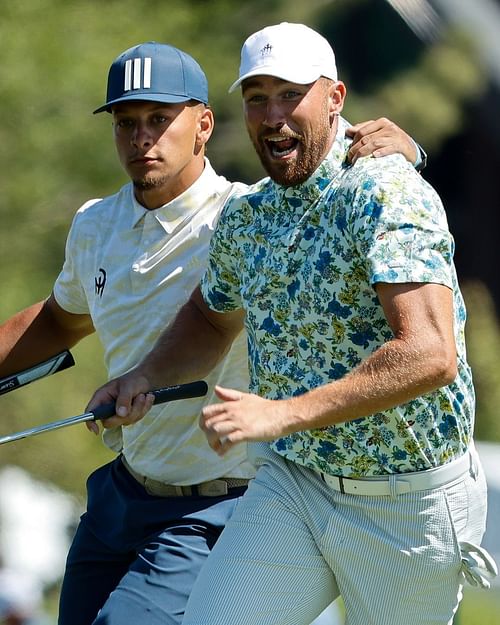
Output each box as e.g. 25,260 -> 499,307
437,359 -> 457,387
430,345 -> 457,388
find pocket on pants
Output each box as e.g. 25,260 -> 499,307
444,463 -> 487,545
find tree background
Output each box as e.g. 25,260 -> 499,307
0,0 -> 499,618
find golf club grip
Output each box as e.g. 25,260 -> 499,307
91,381 -> 209,421
0,349 -> 75,396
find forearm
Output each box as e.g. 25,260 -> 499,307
199,334 -> 457,455
285,335 -> 456,433
0,295 -> 93,376
136,290 -> 243,389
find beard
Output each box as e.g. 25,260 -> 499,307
250,99 -> 333,187
132,173 -> 170,191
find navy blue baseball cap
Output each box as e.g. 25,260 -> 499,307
93,41 -> 209,114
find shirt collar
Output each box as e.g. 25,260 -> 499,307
129,158 -> 222,233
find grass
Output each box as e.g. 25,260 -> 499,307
455,586 -> 500,625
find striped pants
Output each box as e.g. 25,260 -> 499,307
183,442 -> 488,625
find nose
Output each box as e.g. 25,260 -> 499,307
131,122 -> 152,149
263,99 -> 286,128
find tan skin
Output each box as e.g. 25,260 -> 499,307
242,76 -> 346,185
113,100 -> 214,208
346,117 -> 418,165
88,78 -> 455,454
0,96 -> 418,429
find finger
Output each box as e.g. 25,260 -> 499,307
216,436 -> 235,456
348,141 -> 376,164
85,421 -> 100,435
200,409 -> 234,437
349,137 -> 403,164
214,385 -> 244,402
205,428 -> 224,453
101,392 -> 153,429
201,401 -> 229,422
86,382 -> 120,413
208,428 -> 239,456
348,118 -> 391,142
371,144 -> 404,159
348,134 -> 380,163
345,119 -> 374,137
114,375 -> 151,418
124,391 -> 155,423
115,386 -> 140,418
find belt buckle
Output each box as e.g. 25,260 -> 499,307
198,480 -> 228,497
143,479 -> 190,497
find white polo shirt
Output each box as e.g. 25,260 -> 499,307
53,159 -> 254,483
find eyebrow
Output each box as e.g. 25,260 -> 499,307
241,77 -> 291,91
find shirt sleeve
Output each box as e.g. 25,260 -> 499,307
347,156 -> 454,288
53,202 -> 97,314
200,197 -> 243,312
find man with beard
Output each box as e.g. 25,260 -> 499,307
88,23 -> 495,625
0,39 -> 430,625
90,23 -> 496,625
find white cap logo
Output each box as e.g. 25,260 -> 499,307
260,43 -> 273,58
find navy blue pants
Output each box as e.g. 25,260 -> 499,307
57,457 -> 246,625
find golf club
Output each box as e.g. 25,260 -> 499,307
0,380 -> 208,445
0,350 -> 75,396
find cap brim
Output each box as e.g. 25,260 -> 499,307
228,66 -> 325,93
93,92 -> 205,114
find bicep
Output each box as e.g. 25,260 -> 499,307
190,286 -> 245,343
45,293 -> 94,338
375,282 -> 455,348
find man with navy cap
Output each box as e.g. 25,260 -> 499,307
0,40 -> 424,625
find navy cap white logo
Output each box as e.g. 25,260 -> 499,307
93,41 -> 208,114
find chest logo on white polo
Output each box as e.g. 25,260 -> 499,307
95,268 -> 107,297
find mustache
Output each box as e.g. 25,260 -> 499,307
260,130 -> 302,141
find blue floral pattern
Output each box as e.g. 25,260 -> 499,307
201,117 -> 474,477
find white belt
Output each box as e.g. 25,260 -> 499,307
319,449 -> 475,497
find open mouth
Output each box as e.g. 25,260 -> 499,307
265,136 -> 300,158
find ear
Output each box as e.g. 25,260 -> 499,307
329,80 -> 346,118
195,106 -> 215,150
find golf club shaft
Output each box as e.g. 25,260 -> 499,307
0,380 -> 208,445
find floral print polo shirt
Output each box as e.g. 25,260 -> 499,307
201,117 -> 474,477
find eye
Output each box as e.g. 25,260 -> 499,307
152,114 -> 169,124
282,90 -> 302,100
115,118 -> 133,129
244,93 -> 267,105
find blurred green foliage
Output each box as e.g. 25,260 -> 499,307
0,0 -> 498,503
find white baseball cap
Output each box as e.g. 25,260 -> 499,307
228,22 -> 337,93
